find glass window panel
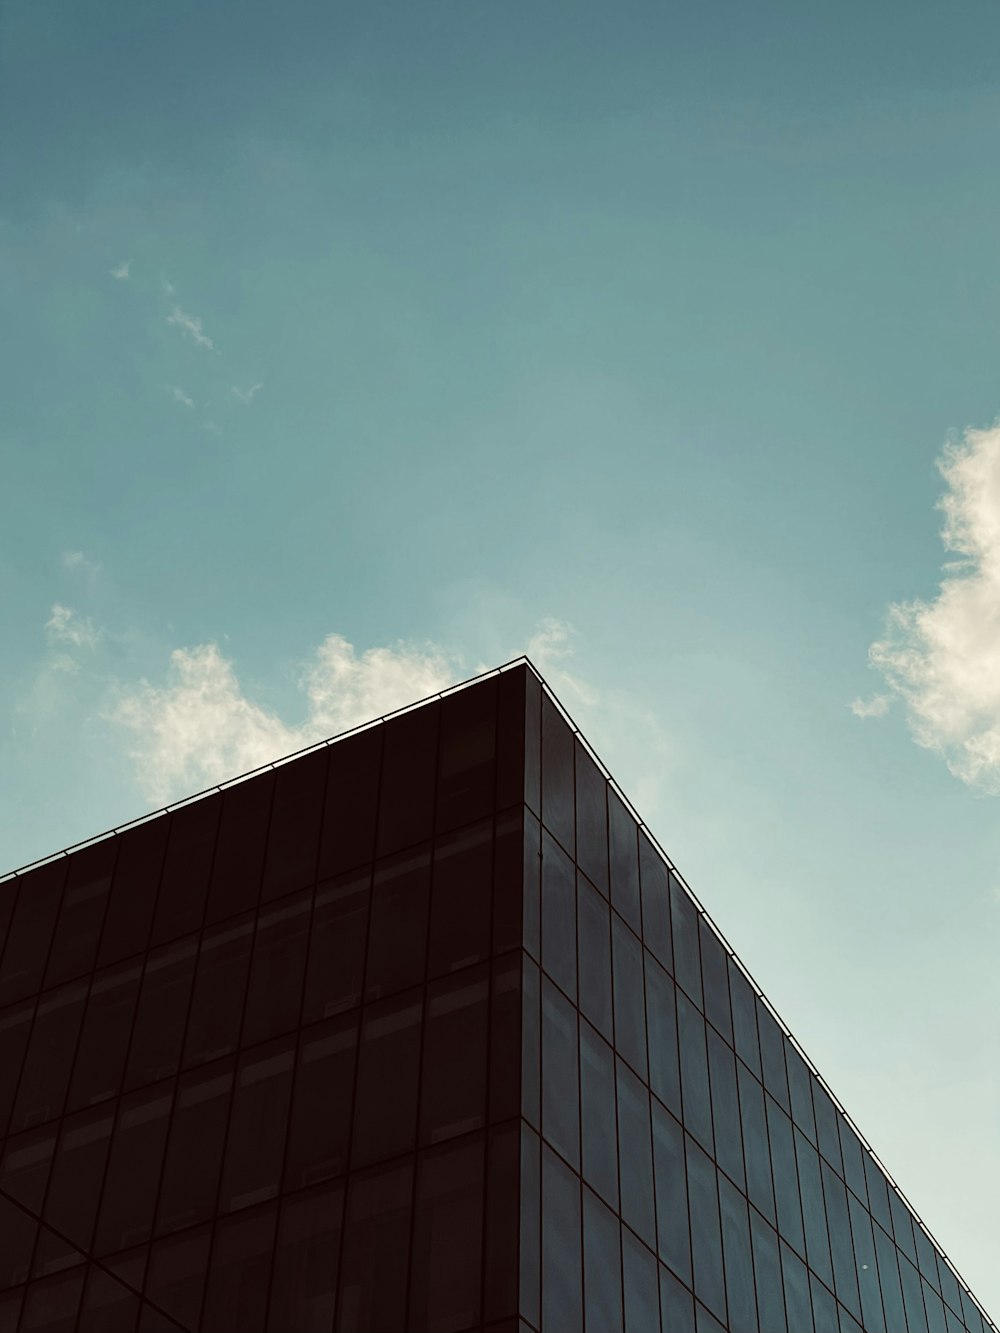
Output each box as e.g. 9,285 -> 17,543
541,977 -> 579,1168
496,663 -> 527,811
337,1159 -> 413,1333
706,1026 -> 745,1192
0,1124 -> 55,1214
409,1136 -> 485,1333
899,1253 -> 929,1333
242,887 -> 312,1044
618,1059 -> 656,1248
669,874 -> 702,1008
873,1220 -> 907,1333
523,811 -> 541,962
269,1180 -> 344,1333
677,990 -> 714,1154
840,1306 -> 866,1333
302,868 -> 369,1022
737,1062 -> 775,1225
77,1267 -> 140,1333
218,1036 -> 295,1212
420,964 -> 489,1145
145,1225 -> 211,1331
30,1222 -> 85,1283
94,1082 -> 173,1253
436,675 -> 497,833
646,955 -> 681,1118
699,920 -> 733,1045
0,884 -> 17,973
796,1128 -> 833,1287
580,1020 -> 619,1210
0,1189 -> 37,1287
19,1268 -> 85,1333
937,1256 -> 963,1322
318,727 -> 382,879
838,1117 -> 868,1204
524,668 -> 542,817
484,1122 -> 520,1323
542,1146 -> 583,1333
623,1228 -> 660,1333
686,1135 -> 726,1324
756,1001 -> 790,1112
428,819 -> 492,978
151,795 -> 222,946
639,832 -> 671,971
786,1044 -> 817,1144
609,790 -> 641,934
914,1224 -> 940,1287
489,952 -> 521,1125
155,1060 -> 233,1234
652,1100 -> 691,1282
612,914 -> 647,1079
520,1125 -> 541,1330
67,962 -> 142,1111
749,1208 -> 787,1333
578,875 -> 613,1042
124,938 -> 197,1091
781,1240 -> 815,1333
719,1174 -> 757,1333
848,1189 -> 887,1333
766,1096 -> 805,1259
260,749 -> 326,902
0,861 -> 65,1007
810,1274 -> 839,1333
661,1266 -> 696,1333
576,741 -> 609,895
376,702 -> 440,856
961,1288 -> 982,1333
0,999 -> 35,1137
697,1304 -> 727,1333
822,1159 -> 862,1320
44,841 -> 117,987
492,806 -> 523,956
863,1151 -> 893,1236
11,981 -> 87,1132
200,1203 -> 277,1333
923,1279 -> 948,1333
813,1081 -> 844,1177
182,913 -> 254,1067
729,962 -> 761,1079
40,1106 -> 113,1256
204,774 -> 274,926
284,1013 -> 357,1190
97,820 -> 169,969
541,831 -> 577,1001
584,1186 -> 623,1333
522,957 -> 540,1130
351,988 -> 423,1168
888,1191 -> 917,1265
541,693 -> 575,855
365,846 -> 430,1000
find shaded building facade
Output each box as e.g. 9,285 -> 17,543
0,661 -> 994,1333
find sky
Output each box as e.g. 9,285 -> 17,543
3,0 -> 1000,1316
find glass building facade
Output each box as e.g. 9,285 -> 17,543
0,661 -> 994,1333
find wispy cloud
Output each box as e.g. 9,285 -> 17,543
232,382 -> 263,405
862,421 -> 1000,792
167,305 -> 215,351
172,386 -> 195,409
850,693 -> 892,719
46,603 -> 100,651
110,260 -> 131,281
62,549 -> 101,582
527,617 -> 600,708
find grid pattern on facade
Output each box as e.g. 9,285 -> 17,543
519,670 -> 996,1333
0,669 -> 528,1333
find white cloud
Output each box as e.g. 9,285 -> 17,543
46,603 -> 99,651
172,386 -> 195,409
167,305 -> 215,351
232,382 -> 263,405
527,617 -> 599,708
865,421 -> 1000,792
110,260 -> 131,280
62,549 -> 101,582
850,693 -> 892,719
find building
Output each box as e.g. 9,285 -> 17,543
0,660 -> 994,1333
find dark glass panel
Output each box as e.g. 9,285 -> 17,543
182,913 -> 254,1067
923,1280 -> 948,1333
737,1063 -> 775,1225
652,1100 -> 690,1281
686,1135 -> 726,1323
260,748 -> 326,902
541,830 -> 577,1000
840,1307 -> 866,1333
639,831 -> 671,969
646,955 -> 681,1118
795,1127 -> 833,1288
496,664 -> 527,810
766,1096 -> 805,1259
155,1060 -> 233,1234
302,868 -> 369,1022
576,740 -> 609,894
697,1304 -> 727,1333
145,1225 -> 211,1331
40,1105 -> 113,1255
93,1081 -> 173,1253
150,794 -> 221,945
677,990 -> 714,1154
863,1151 -> 893,1236
838,1117 -> 868,1205
365,845 -> 430,1000
873,1220 -> 908,1333
489,952 -> 521,1124
410,1136 -> 485,1333
285,1012 -> 357,1189
0,884 -> 14,966
618,1059 -> 656,1248
351,988 -> 423,1167
623,1227 -> 660,1333
204,772 -> 274,925
483,1122 -> 520,1322
337,1160 -> 413,1333
661,1267 -> 697,1333
822,1160 -> 862,1320
0,1124 -> 55,1213
781,1240 -> 815,1333
936,1256 -> 963,1323
436,675 -> 497,833
541,692 -> 575,854
899,1253 -> 930,1333
612,914 -> 647,1080
524,667 -> 542,815
810,1274 -> 838,1333
520,1125 -> 541,1329
97,819 -> 169,968
523,811 -> 541,962
541,977 -> 579,1168
0,999 -> 34,1136
669,874 -> 703,1008
521,957 -> 540,1130
578,875 -> 613,1042
542,1146 -> 583,1333
0,861 -> 65,1006
428,819 -> 492,978
317,727 -> 382,878
77,1267 -> 140,1333
580,1020 -> 619,1210
241,887 -> 312,1044
67,962 -> 141,1111
728,961 -> 761,1079
420,964 -> 489,1145
268,1180 -> 344,1333
609,790 -> 641,934
914,1223 -> 940,1288
961,1288 -> 982,1333
889,1191 -> 918,1265
719,1174 -> 758,1333
10,981 -> 87,1132
18,1267 -> 84,1333
756,1000 -> 790,1112
123,938 -> 197,1090
699,920 -> 733,1045
376,701 -> 440,856
200,1203 -> 277,1333
813,1081 -> 844,1176
0,1189 -> 36,1287
584,1186 -> 623,1333
0,1286 -> 20,1333
44,840 -> 116,986
706,1026 -> 745,1192
30,1222 -> 85,1282
848,1189 -> 887,1333
749,1209 -> 787,1333
492,807 -> 523,955
785,1044 -> 817,1143
218,1036 -> 295,1212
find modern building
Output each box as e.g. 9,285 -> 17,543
0,660 -> 993,1333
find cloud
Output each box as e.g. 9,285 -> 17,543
864,422 -> 1000,791
850,694 -> 892,719
110,260 -> 131,280
46,604 -> 100,651
62,550 -> 101,582
172,386 -> 195,409
527,617 -> 599,708
232,382 -> 263,405
167,305 -> 215,351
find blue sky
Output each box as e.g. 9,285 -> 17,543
3,0 -> 1000,1315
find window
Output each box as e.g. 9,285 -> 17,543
622,1228 -> 660,1333
580,1020 -> 618,1210
575,741 -> 609,895
204,774 -> 274,925
145,1225 -> 211,1331
218,1037 -> 295,1212
686,1135 -> 726,1324
848,1189 -> 887,1333
541,830 -> 577,1001
259,749 -> 326,902
541,693 -> 575,855
669,875 -> 702,1008
94,1082 -> 173,1254
728,961 -> 761,1079
608,791 -> 641,934
124,938 -> 197,1091
44,840 -> 116,987
766,1096 -> 805,1260
40,1105 -> 113,1259
652,1100 -> 690,1283
749,1208 -> 786,1333
351,989 -> 423,1168
645,955 -> 681,1119
583,1186 -> 623,1333
484,1123 -> 520,1323
795,1127 -> 833,1289
152,794 -> 222,945
578,875 -> 613,1043
612,914 -> 647,1079
365,847 -> 431,1000
67,963 -> 142,1111
0,860 -> 65,1007
183,914 -> 254,1068
706,1026 -> 745,1193
97,819 -> 168,968
821,1159 -> 861,1321
302,869 -> 369,1022
419,964 -> 489,1145
737,1063 -> 775,1225
756,1000 -> 790,1112
200,1203 -> 277,1333
542,1146 -> 582,1333
268,1181 -> 344,1333
11,981 -> 87,1132
719,1174 -> 757,1333
699,920 -> 732,1045
639,831 -> 671,972
677,990 -> 713,1154
489,952 -> 522,1125
376,703 -> 439,857
785,1043 -> 817,1144
156,1061 -> 234,1234
520,1125 -> 541,1329
617,1059 -> 655,1249
428,820 -> 492,978
284,1013 -> 357,1190
409,1136 -> 485,1333
436,676 -> 497,833
337,1161 -> 413,1333
19,1268 -> 85,1333
541,978 -> 579,1168
780,1240 -> 814,1333
317,727 -> 382,879
242,887 -> 312,1044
